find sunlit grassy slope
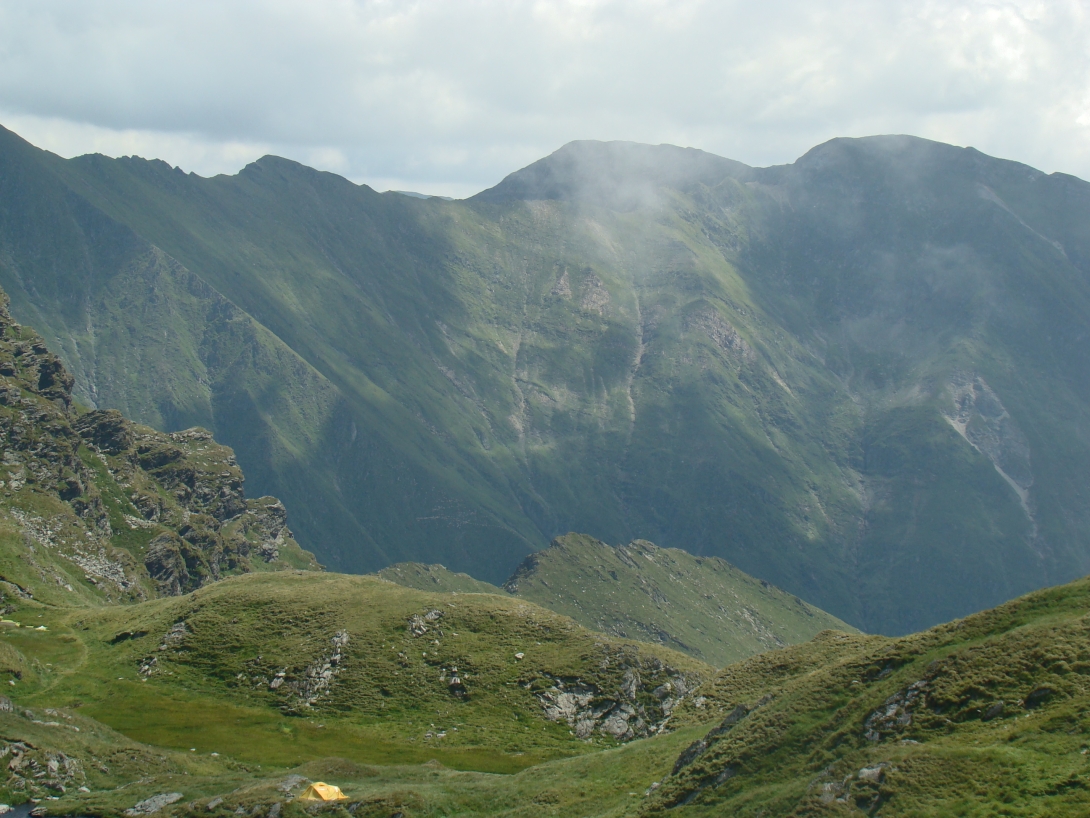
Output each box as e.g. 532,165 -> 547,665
1,569 -> 1088,816
2,572 -> 709,775
378,534 -> 855,668
503,534 -> 855,667
643,575 -> 1090,816
3,126 -> 1090,633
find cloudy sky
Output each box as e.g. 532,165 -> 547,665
1,0 -> 1087,197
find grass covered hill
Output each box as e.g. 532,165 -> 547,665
0,560 -> 1087,815
3,124 -> 1090,633
0,568 -> 712,813
0,277 -> 719,814
502,533 -> 855,667
375,562 -> 503,595
641,577 -> 1090,816
378,534 -> 855,668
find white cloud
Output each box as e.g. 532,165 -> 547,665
0,0 -> 1087,197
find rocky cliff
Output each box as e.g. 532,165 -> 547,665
0,288 -> 319,604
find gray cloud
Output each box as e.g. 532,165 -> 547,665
1,0 -> 1087,196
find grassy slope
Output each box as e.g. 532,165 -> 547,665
3,126 -> 1090,634
641,574 -> 1090,817
376,563 -> 503,595
0,126 -> 395,574
0,573 -> 709,777
50,148 -> 551,575
3,572 -> 1088,816
0,700 -> 705,818
503,534 -> 856,667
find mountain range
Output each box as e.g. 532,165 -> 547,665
0,284 -> 1078,814
2,125 -> 1090,634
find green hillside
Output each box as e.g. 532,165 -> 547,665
503,534 -> 855,667
0,281 -> 719,815
3,125 -> 1090,633
642,573 -> 1090,816
377,535 -> 854,668
376,562 -> 503,595
0,568 -> 712,812
1,247 -> 1084,815
1,566 -> 1088,815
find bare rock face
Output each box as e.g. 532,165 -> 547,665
288,629 -> 350,709
143,533 -> 194,597
124,792 -> 183,816
944,372 -> 1034,510
75,414 -> 318,595
863,680 -> 928,742
536,660 -> 698,742
0,738 -> 86,802
72,410 -> 134,455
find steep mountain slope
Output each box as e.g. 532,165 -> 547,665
2,124 -> 1090,633
503,534 -> 854,667
0,125 -> 396,574
736,136 -> 1090,634
0,287 -> 317,606
377,534 -> 853,668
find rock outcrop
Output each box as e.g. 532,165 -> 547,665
534,658 -> 698,742
0,288 -> 319,601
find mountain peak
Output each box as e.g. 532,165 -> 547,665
472,139 -> 752,209
788,133 -> 1048,185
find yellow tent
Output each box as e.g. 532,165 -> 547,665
298,782 -> 347,801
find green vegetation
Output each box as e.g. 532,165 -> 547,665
0,568 -> 713,815
4,127 -> 1089,633
0,248 -> 1081,815
376,563 -> 502,595
641,574 -> 1090,816
0,300 -> 723,814
1,566 -> 1088,815
503,533 -> 855,667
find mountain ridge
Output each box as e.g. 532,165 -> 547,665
471,139 -> 754,208
3,123 -> 1090,633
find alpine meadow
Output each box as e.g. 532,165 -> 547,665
0,118 -> 1089,817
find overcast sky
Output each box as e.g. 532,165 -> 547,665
1,0 -> 1087,198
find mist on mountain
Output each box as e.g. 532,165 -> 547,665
1,124 -> 1088,635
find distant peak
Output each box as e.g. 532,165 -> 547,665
472,139 -> 752,209
789,134 -> 1046,183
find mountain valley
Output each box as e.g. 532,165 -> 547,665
0,125 -> 1087,815
1,531 -> 1088,816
